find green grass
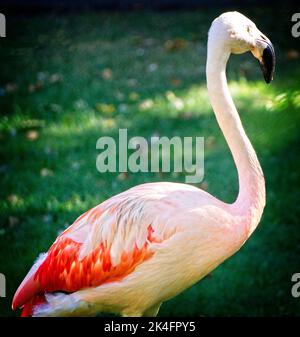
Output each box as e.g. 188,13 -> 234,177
0,8 -> 300,316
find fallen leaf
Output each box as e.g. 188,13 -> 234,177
139,99 -> 154,110
9,216 -> 19,228
40,168 -> 54,177
285,49 -> 299,60
166,91 -> 176,101
5,83 -> 18,93
49,73 -> 63,84
96,103 -> 115,115
35,81 -> 44,90
28,84 -> 36,93
164,38 -> 188,52
166,91 -> 184,110
26,130 -> 39,141
147,63 -> 158,72
117,172 -> 129,181
102,118 -> 116,129
181,111 -> 193,120
173,98 -> 184,110
206,136 -> 216,149
102,68 -> 113,80
7,194 -> 19,204
171,78 -> 181,86
144,38 -> 155,46
127,78 -> 137,87
28,81 -> 44,93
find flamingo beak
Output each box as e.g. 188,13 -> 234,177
251,35 -> 276,84
259,40 -> 275,84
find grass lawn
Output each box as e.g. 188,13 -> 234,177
0,7 -> 300,316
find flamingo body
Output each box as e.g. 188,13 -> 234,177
13,182 -> 248,316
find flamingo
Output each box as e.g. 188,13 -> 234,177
12,11 -> 275,317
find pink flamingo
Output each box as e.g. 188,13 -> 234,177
12,11 -> 275,317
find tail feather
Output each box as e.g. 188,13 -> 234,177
21,294 -> 46,317
12,253 -> 47,311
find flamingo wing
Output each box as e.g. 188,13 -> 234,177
12,187 -> 167,314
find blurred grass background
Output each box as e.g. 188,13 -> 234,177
0,6 -> 300,316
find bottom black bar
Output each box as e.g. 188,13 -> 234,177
1,317 -> 299,336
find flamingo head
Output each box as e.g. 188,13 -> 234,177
209,11 -> 275,83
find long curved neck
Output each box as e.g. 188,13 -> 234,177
206,36 -> 265,232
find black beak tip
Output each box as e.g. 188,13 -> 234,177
260,42 -> 275,84
265,75 -> 272,84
